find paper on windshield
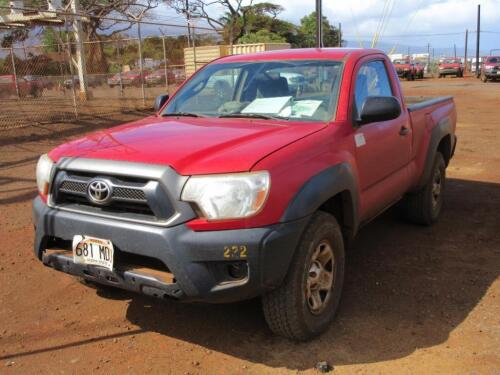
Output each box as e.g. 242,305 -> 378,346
242,96 -> 293,115
288,100 -> 322,117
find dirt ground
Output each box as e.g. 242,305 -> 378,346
0,77 -> 499,374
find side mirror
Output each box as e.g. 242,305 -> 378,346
358,96 -> 401,125
154,94 -> 169,112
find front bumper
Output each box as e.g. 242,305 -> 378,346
439,68 -> 461,75
33,197 -> 308,303
484,70 -> 500,78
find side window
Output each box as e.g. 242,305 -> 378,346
354,60 -> 393,113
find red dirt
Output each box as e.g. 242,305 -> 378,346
0,77 -> 499,374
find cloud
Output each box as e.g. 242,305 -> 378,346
268,0 -> 500,49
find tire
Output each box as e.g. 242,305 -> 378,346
31,87 -> 42,98
262,211 -> 345,341
438,74 -> 442,79
402,152 -> 446,225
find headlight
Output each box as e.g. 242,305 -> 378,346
181,171 -> 270,220
36,154 -> 54,196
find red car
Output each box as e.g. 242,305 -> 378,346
145,69 -> 178,86
107,70 -> 146,88
33,48 -> 457,340
414,62 -> 425,79
0,74 -> 43,98
438,58 -> 464,78
393,59 -> 417,80
480,56 -> 500,82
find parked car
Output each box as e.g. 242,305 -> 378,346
280,71 -> 306,94
438,58 -> 464,78
24,75 -> 54,90
33,48 -> 457,341
393,59 -> 417,80
63,75 -> 103,89
107,71 -> 146,88
414,62 -> 425,79
480,56 -> 500,82
0,74 -> 43,98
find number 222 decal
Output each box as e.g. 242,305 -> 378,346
223,245 -> 247,259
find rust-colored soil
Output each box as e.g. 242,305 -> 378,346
0,77 -> 499,374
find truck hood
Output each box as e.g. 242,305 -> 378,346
48,116 -> 326,175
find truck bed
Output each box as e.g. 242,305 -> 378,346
405,96 -> 454,112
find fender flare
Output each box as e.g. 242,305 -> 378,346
416,117 -> 455,189
281,163 -> 359,235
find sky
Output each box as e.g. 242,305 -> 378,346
151,0 -> 500,56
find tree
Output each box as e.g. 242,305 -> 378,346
165,0 -> 289,44
238,29 -> 285,44
295,12 -> 341,48
77,0 -> 159,73
2,1 -> 159,72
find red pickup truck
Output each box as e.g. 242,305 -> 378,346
438,58 -> 464,78
0,74 -> 43,98
480,56 -> 500,82
393,59 -> 417,80
33,48 -> 457,341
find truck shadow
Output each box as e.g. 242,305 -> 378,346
123,177 -> 500,370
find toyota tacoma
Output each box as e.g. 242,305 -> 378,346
33,48 -> 457,341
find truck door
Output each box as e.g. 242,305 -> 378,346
352,59 -> 412,220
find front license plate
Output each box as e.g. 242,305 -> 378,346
72,235 -> 114,270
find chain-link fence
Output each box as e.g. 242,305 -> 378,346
0,16 -> 221,130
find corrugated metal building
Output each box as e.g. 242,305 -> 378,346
184,43 -> 291,76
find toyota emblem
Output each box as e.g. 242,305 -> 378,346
87,179 -> 112,204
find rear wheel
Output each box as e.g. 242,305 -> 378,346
262,211 -> 345,341
402,152 -> 446,225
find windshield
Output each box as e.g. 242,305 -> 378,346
162,60 -> 343,122
487,57 -> 500,63
443,59 -> 461,64
393,60 -> 410,64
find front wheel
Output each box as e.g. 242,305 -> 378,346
402,152 -> 446,225
262,211 -> 345,341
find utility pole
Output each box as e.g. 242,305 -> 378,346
407,46 -> 410,58
454,43 -> 457,59
475,4 -> 481,77
70,0 -> 88,101
316,0 -> 323,48
162,36 -> 169,91
427,43 -> 431,73
185,0 -> 191,48
137,20 -> 145,107
338,22 -> 342,47
464,29 -> 469,74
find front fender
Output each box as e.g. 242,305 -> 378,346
281,163 -> 359,234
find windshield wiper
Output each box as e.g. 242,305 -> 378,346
162,112 -> 204,118
219,113 -> 288,120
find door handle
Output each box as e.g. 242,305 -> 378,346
399,125 -> 410,136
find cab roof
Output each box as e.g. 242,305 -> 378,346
215,48 -> 384,63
